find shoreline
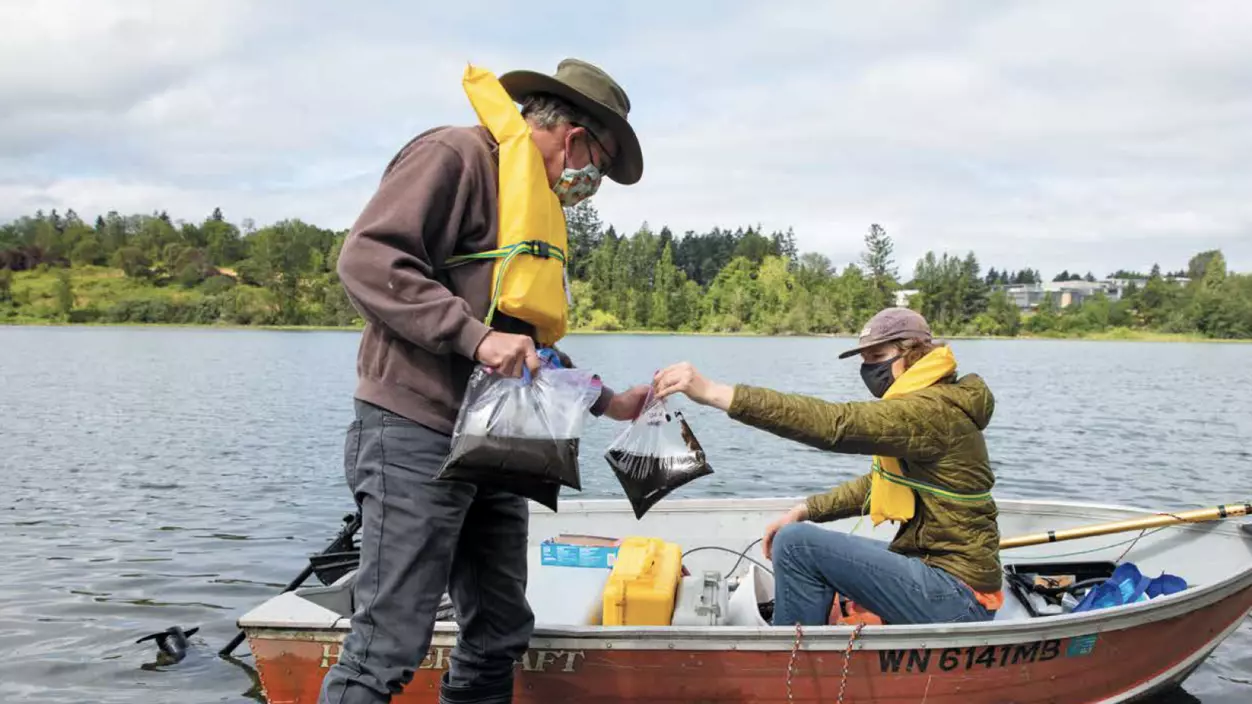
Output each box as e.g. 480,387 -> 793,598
1,320 -> 1248,344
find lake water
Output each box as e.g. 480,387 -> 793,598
1,326 -> 1249,703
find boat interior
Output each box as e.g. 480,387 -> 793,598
239,498 -> 1252,632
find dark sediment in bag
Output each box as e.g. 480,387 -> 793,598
478,474 -> 561,513
435,363 -> 600,512
440,435 -> 582,491
605,412 -> 713,519
606,450 -> 713,518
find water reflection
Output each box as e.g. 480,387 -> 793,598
1151,685 -> 1205,704
220,655 -> 267,703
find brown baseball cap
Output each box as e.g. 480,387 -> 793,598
838,307 -> 932,360
499,58 -> 643,185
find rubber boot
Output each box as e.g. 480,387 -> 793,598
438,672 -> 514,704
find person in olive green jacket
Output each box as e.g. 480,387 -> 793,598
652,307 -> 1003,626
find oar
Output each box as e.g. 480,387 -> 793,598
217,563 -> 318,658
1000,501 -> 1251,550
218,512 -> 362,658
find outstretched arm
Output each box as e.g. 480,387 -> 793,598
551,346 -> 650,421
652,363 -> 946,461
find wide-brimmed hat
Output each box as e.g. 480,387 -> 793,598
499,58 -> 643,185
838,307 -> 933,360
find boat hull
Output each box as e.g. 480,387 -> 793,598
246,579 -> 1252,703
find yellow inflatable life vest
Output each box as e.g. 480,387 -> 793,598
866,346 -> 992,525
448,63 -> 570,345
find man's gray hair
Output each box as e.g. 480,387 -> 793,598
520,93 -> 610,146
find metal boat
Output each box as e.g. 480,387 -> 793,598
237,497 -> 1252,702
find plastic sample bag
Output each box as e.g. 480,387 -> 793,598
604,394 -> 713,519
478,474 -> 561,513
438,354 -> 602,508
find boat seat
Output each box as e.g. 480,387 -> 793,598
295,583 -> 354,618
993,574 -> 1033,621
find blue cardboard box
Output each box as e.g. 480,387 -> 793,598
540,534 -> 620,569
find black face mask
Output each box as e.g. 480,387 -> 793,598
860,355 -> 901,399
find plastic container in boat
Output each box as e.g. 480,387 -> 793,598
726,563 -> 774,626
528,563 -> 612,626
671,570 -> 729,626
601,537 -> 683,626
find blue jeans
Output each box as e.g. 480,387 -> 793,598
771,522 -> 994,626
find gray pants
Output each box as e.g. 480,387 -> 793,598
319,400 -> 533,704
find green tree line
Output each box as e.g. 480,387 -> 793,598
0,208 -> 355,326
2,205 -> 1249,339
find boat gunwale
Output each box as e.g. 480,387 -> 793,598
537,496 -> 1252,539
241,499 -> 1252,652
243,579 -> 1252,653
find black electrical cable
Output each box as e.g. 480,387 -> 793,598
682,538 -> 771,576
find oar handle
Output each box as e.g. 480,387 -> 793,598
1000,502 -> 1251,550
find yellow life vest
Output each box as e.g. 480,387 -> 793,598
449,63 -> 570,345
866,346 -> 992,525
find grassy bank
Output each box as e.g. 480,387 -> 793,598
0,264 -> 355,328
2,266 -> 1248,343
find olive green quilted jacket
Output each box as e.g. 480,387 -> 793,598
728,374 -> 1002,593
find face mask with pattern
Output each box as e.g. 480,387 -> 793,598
552,162 -> 602,207
552,130 -> 605,207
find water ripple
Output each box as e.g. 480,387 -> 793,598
0,327 -> 1248,703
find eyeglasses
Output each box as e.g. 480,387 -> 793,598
573,122 -> 614,175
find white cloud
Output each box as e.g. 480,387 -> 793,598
0,0 -> 258,111
3,1 -> 1250,277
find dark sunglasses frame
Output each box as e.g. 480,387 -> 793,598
572,122 -> 614,175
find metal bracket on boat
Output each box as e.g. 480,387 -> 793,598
696,571 -> 725,621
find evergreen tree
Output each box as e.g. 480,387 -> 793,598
564,201 -> 603,280
861,223 -> 897,310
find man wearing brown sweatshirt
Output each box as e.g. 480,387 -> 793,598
318,59 -> 649,704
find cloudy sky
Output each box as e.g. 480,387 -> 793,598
3,1 -> 1250,279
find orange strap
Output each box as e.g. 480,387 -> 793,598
829,596 -> 884,626
828,585 -> 1004,626
972,588 -> 1005,611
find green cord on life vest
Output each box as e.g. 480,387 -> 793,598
872,462 -> 993,503
850,464 -> 990,535
445,240 -> 567,327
